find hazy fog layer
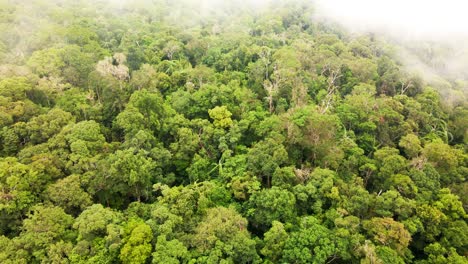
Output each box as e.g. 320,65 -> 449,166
315,0 -> 468,102
316,0 -> 468,38
7,0 -> 468,99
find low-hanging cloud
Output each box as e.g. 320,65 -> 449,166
315,0 -> 468,105
315,0 -> 468,39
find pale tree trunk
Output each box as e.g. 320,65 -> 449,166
320,69 -> 341,114
400,80 -> 412,95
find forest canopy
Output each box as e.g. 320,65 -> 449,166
0,0 -> 467,263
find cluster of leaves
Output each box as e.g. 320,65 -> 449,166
0,0 -> 466,263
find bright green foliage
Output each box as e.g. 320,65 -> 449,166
27,48 -> 65,77
282,217 -> 343,264
372,147 -> 408,191
152,235 -> 188,264
0,157 -> 50,235
155,182 -> 232,231
374,246 -> 406,264
192,207 -> 259,263
293,168 -> 340,215
18,205 -> 75,261
422,140 -> 465,184
24,108 -> 74,144
272,166 -> 298,188
417,243 -> 467,264
148,204 -> 183,237
71,204 -> 123,262
285,107 -> 342,166
104,148 -> 157,202
55,87 -> 102,121
73,204 -> 122,241
120,219 -> 153,264
246,187 -> 296,230
0,235 -> 29,263
0,77 -> 32,101
115,90 -> 166,139
46,174 -> 92,214
261,221 -> 288,262
363,217 -> 411,254
0,0 -> 466,263
399,134 -> 422,158
48,120 -> 108,174
247,134 -> 289,187
208,106 -> 233,129
64,120 -> 106,154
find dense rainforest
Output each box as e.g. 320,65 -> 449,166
0,0 -> 467,263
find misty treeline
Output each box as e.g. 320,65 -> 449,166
0,0 -> 467,263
